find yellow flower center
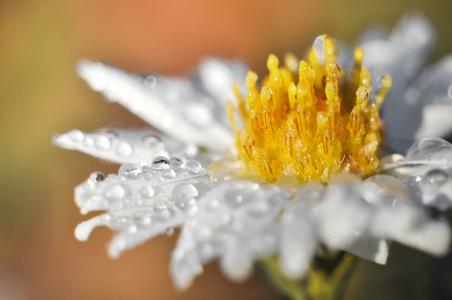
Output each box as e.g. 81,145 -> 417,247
227,35 -> 391,184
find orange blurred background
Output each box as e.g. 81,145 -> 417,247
2,0 -> 452,299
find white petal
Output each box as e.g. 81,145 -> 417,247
77,61 -> 234,151
358,14 -> 436,152
280,206 -> 317,279
316,176 -> 373,250
53,127 -> 197,166
195,58 -> 248,113
370,202 -> 451,256
171,181 -> 287,289
74,159 -> 211,258
342,234 -> 390,265
413,55 -> 452,139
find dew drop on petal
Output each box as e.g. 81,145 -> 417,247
184,160 -> 202,174
140,185 -> 155,199
207,199 -> 220,212
144,75 -> 157,88
225,189 -> 247,209
95,135 -> 111,150
84,137 -> 94,147
407,175 -> 423,186
142,134 -> 161,147
154,207 -> 173,222
406,138 -> 452,160
152,156 -> 170,170
164,227 -> 174,236
172,183 -> 198,200
172,183 -> 198,211
423,169 -> 447,193
127,224 -> 138,234
88,171 -> 105,183
116,141 -> 133,157
119,163 -> 140,178
104,184 -> 126,199
169,157 -> 185,170
162,169 -> 176,179
69,129 -> 84,142
447,85 -> 452,99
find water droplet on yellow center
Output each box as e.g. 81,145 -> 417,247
227,35 -> 391,184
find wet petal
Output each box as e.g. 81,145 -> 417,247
171,181 -> 287,289
358,14 -> 436,152
74,159 -> 211,258
412,56 -> 452,139
77,60 -> 234,151
380,138 -> 452,209
195,58 -> 248,113
316,175 -> 374,250
280,213 -> 317,278
53,127 -> 199,166
370,201 -> 450,256
342,234 -> 390,265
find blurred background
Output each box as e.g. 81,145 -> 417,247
2,0 -> 452,299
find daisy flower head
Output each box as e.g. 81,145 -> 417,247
54,13 -> 452,299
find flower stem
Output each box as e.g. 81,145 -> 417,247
255,252 -> 358,300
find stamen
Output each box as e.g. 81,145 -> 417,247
228,36 -> 390,184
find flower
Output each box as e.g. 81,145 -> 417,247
54,13 -> 452,293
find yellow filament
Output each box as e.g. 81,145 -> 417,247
228,35 -> 390,184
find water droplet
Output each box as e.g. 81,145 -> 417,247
138,213 -> 152,226
447,85 -> 452,99
155,197 -> 171,210
142,134 -> 161,147
407,175 -> 423,186
145,75 -> 157,88
184,160 -> 203,174
406,138 -> 451,160
96,135 -> 111,150
164,227 -> 174,236
172,183 -> 198,211
116,141 -> 133,157
424,169 -> 447,193
162,169 -> 176,179
152,156 -> 169,170
154,206 -> 173,221
225,190 -> 248,209
104,184 -> 126,199
69,129 -> 84,142
207,199 -> 220,211
169,157 -> 184,169
119,163 -> 140,178
88,172 -> 105,183
84,137 -> 94,147
127,224 -> 137,234
140,185 -> 155,199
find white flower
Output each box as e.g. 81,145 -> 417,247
54,13 -> 452,290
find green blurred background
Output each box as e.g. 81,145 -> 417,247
1,0 -> 452,299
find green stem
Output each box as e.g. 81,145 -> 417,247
255,252 -> 358,300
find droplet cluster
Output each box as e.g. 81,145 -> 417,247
74,157 -> 209,258
381,138 -> 452,210
53,127 -> 199,166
